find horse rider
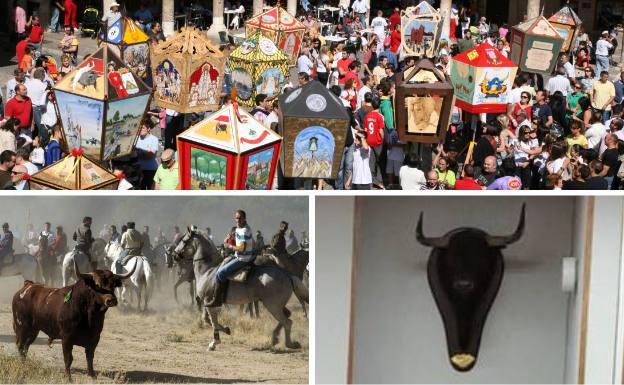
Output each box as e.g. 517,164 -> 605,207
22,223 -> 37,250
286,230 -> 299,255
49,225 -> 67,262
110,225 -> 121,243
117,221 -> 143,269
141,225 -> 152,255
73,216 -> 96,271
41,222 -> 55,244
173,226 -> 183,246
206,209 -> 255,307
0,223 -> 14,272
255,230 -> 265,253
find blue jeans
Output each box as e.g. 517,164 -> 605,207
596,55 -> 609,78
216,256 -> 253,283
33,105 -> 48,145
116,249 -> 129,270
336,144 -> 353,190
50,7 -> 60,32
605,176 -> 614,190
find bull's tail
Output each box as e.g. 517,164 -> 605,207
289,275 -> 309,304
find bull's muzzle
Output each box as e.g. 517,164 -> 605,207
103,295 -> 118,308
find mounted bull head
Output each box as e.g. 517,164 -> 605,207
416,204 -> 525,372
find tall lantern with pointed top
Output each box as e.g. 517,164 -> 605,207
229,31 -> 290,108
150,27 -> 225,113
401,1 -> 443,59
548,5 -> 582,53
177,103 -> 282,190
245,5 -> 306,67
53,45 -> 152,161
100,17 -> 151,80
510,16 -> 564,75
396,59 -> 455,143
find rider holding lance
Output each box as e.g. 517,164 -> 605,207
73,216 -> 95,271
0,223 -> 14,271
118,222 -> 143,268
207,210 -> 255,307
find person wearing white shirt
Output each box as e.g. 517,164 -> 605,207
351,0 -> 369,27
347,133 -> 372,189
5,68 -> 25,102
546,66 -> 573,97
399,154 -> 426,190
40,92 -> 58,139
561,55 -> 575,79
370,10 -> 387,45
595,31 -> 613,78
296,48 -> 315,76
25,69 -> 49,145
585,111 -> 608,149
357,75 -> 373,110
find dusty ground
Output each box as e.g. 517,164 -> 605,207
0,276 -> 308,384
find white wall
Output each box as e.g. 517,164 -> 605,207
316,196 -> 355,384
352,197 -> 574,383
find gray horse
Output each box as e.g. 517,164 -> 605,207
171,228 -> 308,351
165,244 -> 196,307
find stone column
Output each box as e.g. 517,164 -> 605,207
287,0 -> 297,17
527,0 -> 540,20
162,0 -> 175,37
207,0 -> 226,43
253,0 -> 263,18
440,0 -> 452,40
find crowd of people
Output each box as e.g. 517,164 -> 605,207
3,0 -> 623,190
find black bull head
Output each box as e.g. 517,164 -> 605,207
416,204 -> 525,372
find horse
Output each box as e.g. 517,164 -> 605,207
35,234 -> 56,286
0,252 -> 39,282
172,228 -> 308,351
165,244 -> 196,308
105,242 -> 155,312
150,242 -> 172,291
61,238 -> 109,287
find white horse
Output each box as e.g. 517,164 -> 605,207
61,249 -> 94,286
0,253 -> 39,282
106,242 -> 155,312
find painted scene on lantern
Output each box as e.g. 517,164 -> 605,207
56,57 -> 105,99
103,94 -> 149,160
154,60 -> 182,104
256,68 -> 284,98
280,32 -> 300,60
292,126 -> 334,178
406,96 -> 442,135
194,119 -> 233,144
403,19 -> 437,57
123,43 -> 149,79
246,147 -> 274,190
189,147 -> 227,190
232,68 -> 253,100
55,91 -> 103,158
189,62 -> 220,107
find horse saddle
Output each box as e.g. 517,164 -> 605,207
219,256 -> 251,283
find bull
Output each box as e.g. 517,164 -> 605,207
416,204 -> 525,372
12,259 -> 136,380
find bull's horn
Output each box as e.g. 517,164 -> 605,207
486,203 -> 526,248
415,212 -> 450,248
114,257 -> 137,280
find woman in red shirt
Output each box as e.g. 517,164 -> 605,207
341,78 -> 357,111
390,24 -> 401,54
509,91 -> 532,131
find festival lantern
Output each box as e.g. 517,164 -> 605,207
278,80 -> 350,179
53,45 -> 152,161
29,150 -> 120,190
245,4 -> 306,67
100,16 -> 151,79
395,59 -> 455,144
401,1 -> 443,59
510,16 -> 564,75
177,103 -> 282,190
150,26 -> 225,113
548,5 -> 582,53
450,43 -> 518,114
229,31 -> 290,108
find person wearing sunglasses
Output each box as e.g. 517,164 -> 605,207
580,67 -> 595,94
510,91 -> 532,129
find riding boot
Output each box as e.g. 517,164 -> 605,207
205,280 -> 228,308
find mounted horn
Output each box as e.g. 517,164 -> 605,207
485,203 -> 526,248
415,212 -> 451,248
114,257 -> 137,280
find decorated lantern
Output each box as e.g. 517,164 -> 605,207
150,27 -> 225,113
278,80 -> 350,179
548,5 -> 582,53
450,43 -> 518,113
396,59 -> 455,144
401,1 -> 443,59
177,103 -> 282,190
53,45 -> 151,161
245,5 -> 306,67
100,17 -> 151,79
510,16 -> 564,75
229,31 -> 289,108
29,150 -> 120,190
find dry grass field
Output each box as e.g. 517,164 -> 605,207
0,276 -> 308,384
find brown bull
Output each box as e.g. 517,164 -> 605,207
12,259 -> 136,380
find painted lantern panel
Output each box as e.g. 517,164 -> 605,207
450,61 -> 475,104
104,94 -> 150,160
189,147 -> 228,190
55,91 -> 104,159
232,67 -> 254,101
245,147 -> 275,189
292,126 -> 335,179
406,96 -> 444,135
472,67 -> 514,106
256,68 -> 284,98
154,59 -> 182,105
189,62 -> 221,108
123,43 -> 150,79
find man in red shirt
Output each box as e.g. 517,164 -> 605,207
455,165 -> 483,190
26,16 -> 44,51
344,61 -> 362,91
363,98 -> 385,188
389,8 -> 401,31
4,84 -> 33,136
337,51 -> 353,85
15,38 -> 29,66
